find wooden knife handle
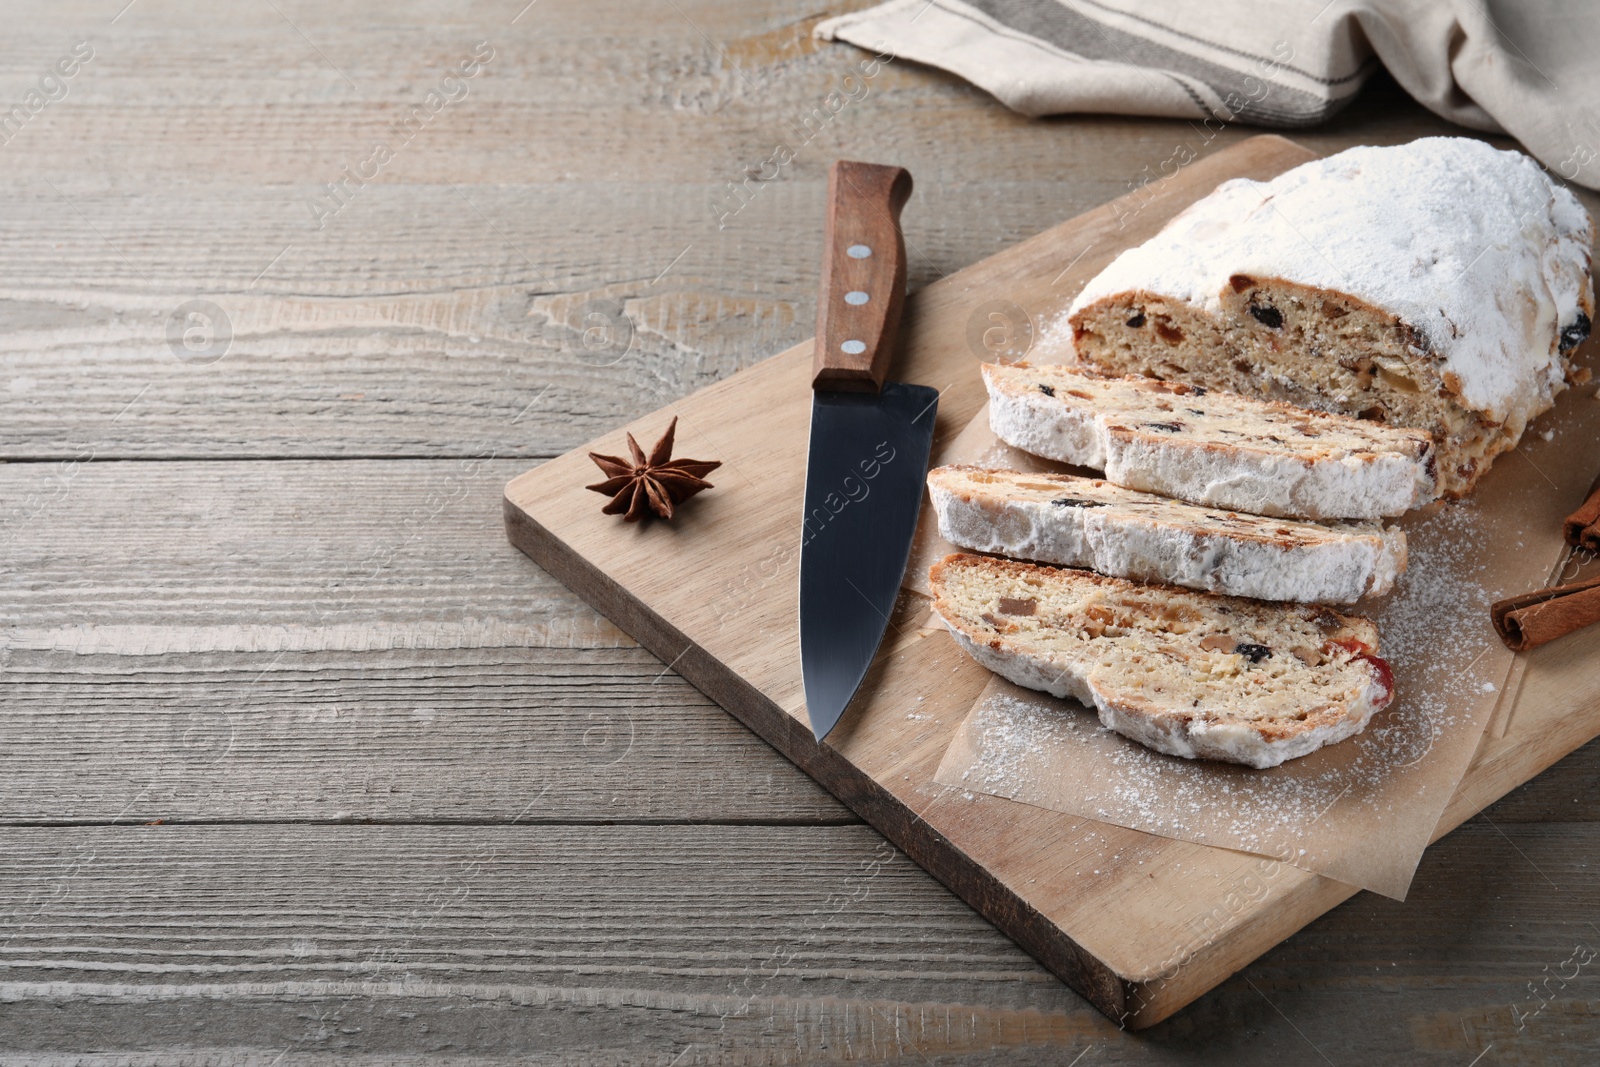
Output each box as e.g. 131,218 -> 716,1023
813,160 -> 913,392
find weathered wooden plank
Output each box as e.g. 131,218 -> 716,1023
1160,819 -> 1600,1063
1,459 -> 622,654
9,159 -> 1586,461
0,23 -> 1503,465
7,451 -> 1596,831
0,824 -> 1096,1064
0,3 -> 1457,194
0,820 -> 1594,1062
0,457 -> 848,823
3,0 -> 1598,1058
0,175 -> 1324,461
0,646 -> 853,825
0,182 -> 1195,461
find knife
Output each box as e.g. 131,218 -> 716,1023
799,160 -> 939,741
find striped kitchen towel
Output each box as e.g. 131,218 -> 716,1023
816,0 -> 1600,190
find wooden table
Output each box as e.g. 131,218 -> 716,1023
3,2 -> 1596,1062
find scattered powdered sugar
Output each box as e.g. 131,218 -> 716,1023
974,439 -> 1031,468
1036,306 -> 1077,363
945,498 -> 1508,893
1364,501 -> 1500,755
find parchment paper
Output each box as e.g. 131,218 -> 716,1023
922,364 -> 1600,900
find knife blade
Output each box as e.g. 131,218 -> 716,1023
799,160 -> 939,741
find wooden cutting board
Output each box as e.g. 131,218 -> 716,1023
504,135 -> 1600,1027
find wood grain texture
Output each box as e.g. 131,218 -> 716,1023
2,459 -> 624,654
0,820 -> 1595,1064
813,160 -> 912,390
4,3 -> 1577,462
6,455 -> 1595,834
505,132 -> 1600,1028
0,458 -> 845,825
3,0 -> 1599,1059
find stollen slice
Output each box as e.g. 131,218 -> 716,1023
983,361 -> 1437,520
928,553 -> 1395,768
928,465 -> 1406,604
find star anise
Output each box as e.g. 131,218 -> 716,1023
586,416 -> 722,522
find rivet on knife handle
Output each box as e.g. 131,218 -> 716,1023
813,160 -> 913,393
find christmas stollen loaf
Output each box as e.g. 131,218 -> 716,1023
928,465 -> 1406,604
983,362 -> 1436,520
1063,137 -> 1596,497
928,553 -> 1395,768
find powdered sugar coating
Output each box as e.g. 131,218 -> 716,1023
938,495 -> 1507,896
929,555 -> 1393,769
984,363 -> 1436,519
942,626 -> 1389,768
1066,138 -> 1596,426
928,465 -> 1406,603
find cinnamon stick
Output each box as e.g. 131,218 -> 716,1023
1491,574 -> 1600,652
1563,480 -> 1600,551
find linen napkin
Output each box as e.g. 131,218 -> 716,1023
817,0 -> 1600,190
